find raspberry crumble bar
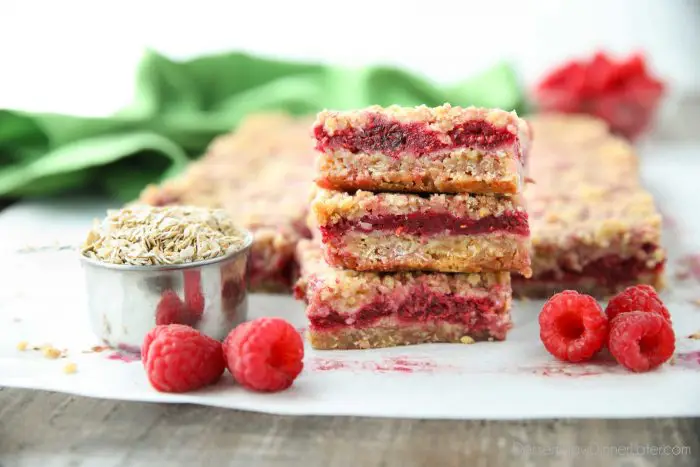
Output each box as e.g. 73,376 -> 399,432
311,188 -> 532,276
294,240 -> 512,349
138,113 -> 315,292
313,104 -> 531,194
513,114 -> 665,297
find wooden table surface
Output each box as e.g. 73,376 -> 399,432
0,387 -> 698,466
3,99 -> 700,467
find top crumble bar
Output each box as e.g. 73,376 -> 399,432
313,104 -> 531,195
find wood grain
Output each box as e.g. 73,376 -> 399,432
0,388 -> 697,467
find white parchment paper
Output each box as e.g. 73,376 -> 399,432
1,144 -> 699,420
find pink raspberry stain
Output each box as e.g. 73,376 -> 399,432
675,351 -> 700,370
107,352 -> 141,363
658,209 -> 678,231
106,343 -> 141,363
309,356 -> 448,374
312,359 -> 347,371
527,356 -> 622,378
677,254 -> 700,282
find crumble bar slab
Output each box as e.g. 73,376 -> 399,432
513,113 -> 666,297
137,113 -> 315,292
294,240 -> 512,350
311,188 -> 532,276
313,104 -> 531,194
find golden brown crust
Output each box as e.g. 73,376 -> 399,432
311,188 -> 526,225
308,317 -> 510,350
512,271 -> 664,299
316,173 -> 521,195
322,232 -> 532,277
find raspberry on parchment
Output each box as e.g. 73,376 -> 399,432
608,311 -> 675,373
605,284 -> 671,323
142,324 -> 225,393
223,318 -> 304,392
539,290 -> 609,363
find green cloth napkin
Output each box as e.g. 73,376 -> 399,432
0,50 -> 526,202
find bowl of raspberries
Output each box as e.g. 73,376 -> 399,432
533,51 -> 666,141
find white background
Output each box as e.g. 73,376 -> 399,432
1,0 -> 699,116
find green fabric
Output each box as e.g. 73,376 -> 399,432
0,50 -> 526,202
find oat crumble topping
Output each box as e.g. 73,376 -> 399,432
316,103 -> 527,135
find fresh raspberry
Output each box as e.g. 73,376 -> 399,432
155,290 -> 200,326
142,325 -> 167,361
539,290 -> 609,362
223,318 -> 304,392
608,311 -> 675,372
142,324 -> 225,393
605,285 -> 671,323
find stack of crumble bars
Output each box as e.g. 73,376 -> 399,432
295,104 -> 533,349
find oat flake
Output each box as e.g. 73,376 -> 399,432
81,205 -> 247,266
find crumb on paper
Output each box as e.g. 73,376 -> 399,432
669,356 -> 677,366
80,205 -> 248,266
82,345 -> 110,354
688,332 -> 700,340
460,336 -> 475,345
63,363 -> 77,374
16,341 -> 28,351
690,299 -> 700,307
41,346 -> 62,359
675,268 -> 690,281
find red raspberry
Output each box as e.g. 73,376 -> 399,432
223,318 -> 304,392
142,325 -> 167,361
142,324 -> 225,393
539,290 -> 609,362
605,285 -> 671,323
608,311 -> 675,372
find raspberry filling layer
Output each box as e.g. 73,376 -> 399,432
321,211 -> 529,239
308,287 -> 504,331
315,115 -> 517,157
517,246 -> 664,286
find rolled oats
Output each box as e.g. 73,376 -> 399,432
81,205 -> 247,266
